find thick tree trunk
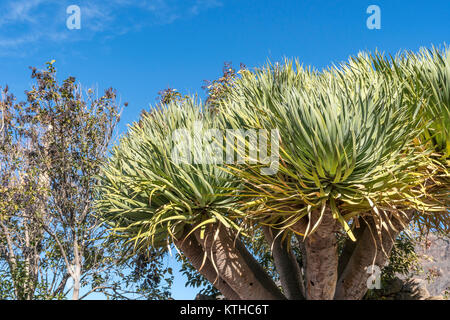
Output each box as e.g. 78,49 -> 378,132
174,233 -> 240,300
334,211 -> 414,300
71,264 -> 81,300
291,219 -> 309,298
263,226 -> 305,300
303,208 -> 339,300
337,218 -> 367,279
71,238 -> 82,300
196,223 -> 286,300
295,237 -> 308,298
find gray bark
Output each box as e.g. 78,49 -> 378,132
337,218 -> 367,278
263,226 -> 305,299
334,211 -> 415,300
303,208 -> 339,300
196,223 -> 285,300
174,233 -> 240,300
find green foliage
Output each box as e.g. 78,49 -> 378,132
97,99 -> 243,251
364,230 -> 422,300
220,56 -> 440,239
382,232 -> 422,282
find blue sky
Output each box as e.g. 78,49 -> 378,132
0,0 -> 449,299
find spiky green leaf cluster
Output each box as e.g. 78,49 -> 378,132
96,100 -> 242,250
97,46 -> 449,250
220,58 -> 438,237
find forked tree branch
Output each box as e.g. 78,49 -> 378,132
195,223 -> 286,300
174,229 -> 240,300
334,210 -> 415,300
337,217 -> 368,279
263,225 -> 305,300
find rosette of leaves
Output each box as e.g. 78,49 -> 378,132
96,99 -> 243,251
347,47 -> 450,233
219,58 -> 435,240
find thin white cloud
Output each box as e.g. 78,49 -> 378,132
0,0 -> 222,55
0,0 -> 48,26
190,0 -> 222,16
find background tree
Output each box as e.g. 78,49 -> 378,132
0,61 -> 173,300
0,85 -> 48,299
